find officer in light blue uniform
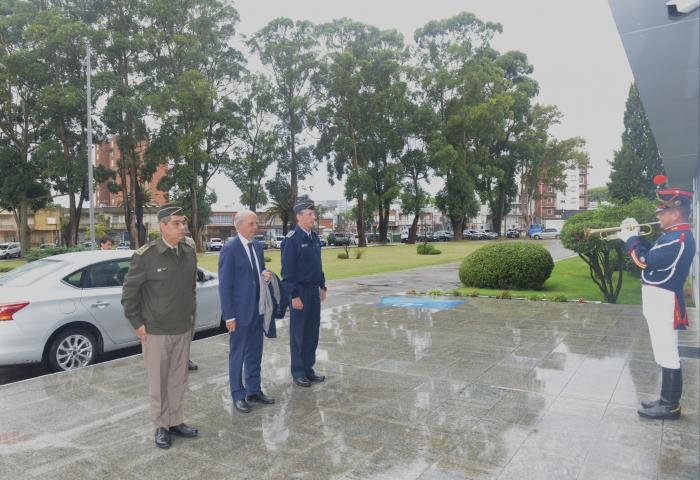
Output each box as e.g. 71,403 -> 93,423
281,199 -> 327,387
618,176 -> 695,419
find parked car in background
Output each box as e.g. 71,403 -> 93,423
115,242 -> 131,250
271,235 -> 285,249
253,234 -> 270,249
528,224 -> 544,238
462,229 -> 479,240
206,237 -> 224,251
319,237 -> 327,247
506,229 -> 520,238
432,230 -> 454,242
532,227 -> 560,240
0,242 -> 21,259
0,250 -> 221,371
328,232 -> 352,246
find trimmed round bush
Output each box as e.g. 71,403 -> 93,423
459,243 -> 554,290
417,244 -> 441,255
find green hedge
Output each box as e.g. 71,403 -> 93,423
459,243 -> 554,289
25,246 -> 87,262
417,244 -> 441,255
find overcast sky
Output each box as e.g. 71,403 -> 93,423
213,0 -> 635,209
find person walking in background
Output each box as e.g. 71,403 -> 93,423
218,210 -> 274,413
121,204 -> 199,448
281,199 -> 327,388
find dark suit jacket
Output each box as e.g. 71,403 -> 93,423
218,235 -> 265,326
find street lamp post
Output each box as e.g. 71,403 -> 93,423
85,43 -> 96,249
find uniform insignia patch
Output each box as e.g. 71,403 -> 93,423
286,231 -> 295,238
135,242 -> 154,255
183,236 -> 195,248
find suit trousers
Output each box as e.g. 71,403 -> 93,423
289,285 -> 321,379
228,313 -> 264,400
143,330 -> 191,428
642,285 -> 680,369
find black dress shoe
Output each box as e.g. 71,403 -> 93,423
640,398 -> 660,409
246,392 -> 275,404
293,377 -> 311,387
169,423 -> 199,438
155,427 -> 171,449
638,403 -> 681,419
234,399 -> 251,413
308,373 -> 325,383
188,359 -> 198,371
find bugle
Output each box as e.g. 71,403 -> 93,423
584,221 -> 660,240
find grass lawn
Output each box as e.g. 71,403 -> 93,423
454,256 -> 644,305
0,259 -> 27,271
198,241 -> 493,281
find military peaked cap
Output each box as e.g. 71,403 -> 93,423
653,175 -> 693,213
293,199 -> 315,214
158,204 -> 184,221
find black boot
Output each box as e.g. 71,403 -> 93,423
640,369 -> 664,409
638,367 -> 682,420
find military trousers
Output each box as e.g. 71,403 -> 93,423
289,285 -> 321,379
642,285 -> 680,369
143,330 -> 191,428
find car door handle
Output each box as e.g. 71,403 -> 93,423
91,301 -> 110,308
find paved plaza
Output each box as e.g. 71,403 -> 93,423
0,263 -> 698,479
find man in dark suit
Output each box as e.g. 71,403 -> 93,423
218,210 -> 274,413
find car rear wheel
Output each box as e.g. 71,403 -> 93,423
534,235 -> 541,240
47,329 -> 98,372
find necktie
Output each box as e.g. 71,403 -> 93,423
247,242 -> 260,300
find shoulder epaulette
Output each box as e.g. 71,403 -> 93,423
286,230 -> 295,238
183,236 -> 196,248
135,242 -> 155,255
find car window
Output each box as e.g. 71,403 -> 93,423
64,269 -> 85,288
85,259 -> 132,288
0,258 -> 65,286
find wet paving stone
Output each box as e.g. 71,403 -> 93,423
0,267 -> 697,480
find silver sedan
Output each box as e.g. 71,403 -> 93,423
0,250 -> 221,372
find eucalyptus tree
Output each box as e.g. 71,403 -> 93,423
28,5 -> 99,246
473,50 -> 540,235
0,0 -> 52,254
94,0 -> 151,247
315,19 -> 407,246
224,73 -> 278,212
247,18 -> 319,222
413,12 -> 503,239
142,0 -> 244,249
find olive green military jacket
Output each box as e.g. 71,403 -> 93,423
121,236 -> 197,335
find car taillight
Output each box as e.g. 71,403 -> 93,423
0,302 -> 29,321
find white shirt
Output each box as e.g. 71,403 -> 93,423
239,234 -> 261,274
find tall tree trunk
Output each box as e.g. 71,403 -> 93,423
379,199 -> 390,242
450,215 -> 464,241
127,147 -> 139,248
408,213 -> 419,244
66,192 -> 77,247
19,194 -> 30,255
356,194 -> 365,247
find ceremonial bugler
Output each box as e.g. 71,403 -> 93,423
625,175 -> 695,329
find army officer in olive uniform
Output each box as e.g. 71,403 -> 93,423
121,205 -> 199,449
281,199 -> 327,387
